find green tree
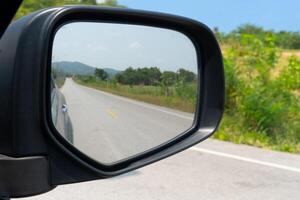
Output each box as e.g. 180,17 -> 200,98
95,68 -> 108,81
115,73 -> 124,84
219,24 -> 300,49
115,67 -> 161,86
15,0 -> 123,19
136,67 -> 161,85
148,67 -> 161,85
234,24 -> 265,35
160,71 -> 177,96
118,67 -> 138,85
213,27 -> 226,43
99,0 -> 117,6
279,56 -> 300,90
275,31 -> 300,49
177,68 -> 196,83
81,0 -> 97,4
160,71 -> 177,86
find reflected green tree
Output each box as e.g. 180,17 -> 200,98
95,68 -> 108,81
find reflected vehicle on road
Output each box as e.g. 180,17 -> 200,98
50,77 -> 73,144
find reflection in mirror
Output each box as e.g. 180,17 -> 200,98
51,22 -> 198,164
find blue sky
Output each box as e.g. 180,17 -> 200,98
114,0 -> 300,33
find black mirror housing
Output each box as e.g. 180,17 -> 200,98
0,6 -> 224,198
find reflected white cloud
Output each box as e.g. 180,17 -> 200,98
52,22 -> 198,72
129,41 -> 142,49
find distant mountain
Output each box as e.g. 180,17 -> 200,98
52,61 -> 120,78
52,61 -> 95,76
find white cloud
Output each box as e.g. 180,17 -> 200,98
129,41 -> 142,49
94,45 -> 107,51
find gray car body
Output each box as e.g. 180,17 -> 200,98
51,78 -> 73,144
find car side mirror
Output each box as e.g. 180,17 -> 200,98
0,6 -> 224,198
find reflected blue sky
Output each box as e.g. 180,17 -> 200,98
52,22 -> 197,72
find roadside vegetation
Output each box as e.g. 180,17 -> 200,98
215,24 -> 300,49
214,24 -> 300,153
52,69 -> 66,88
75,68 -> 198,113
15,0 -> 124,19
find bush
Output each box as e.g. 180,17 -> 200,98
216,31 -> 300,153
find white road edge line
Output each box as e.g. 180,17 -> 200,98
190,147 -> 300,173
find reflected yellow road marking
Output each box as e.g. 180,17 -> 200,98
106,108 -> 117,119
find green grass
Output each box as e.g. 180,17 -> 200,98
214,113 -> 300,153
74,77 -> 197,113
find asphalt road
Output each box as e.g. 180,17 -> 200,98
19,139 -> 300,200
19,78 -> 300,200
59,78 -> 195,164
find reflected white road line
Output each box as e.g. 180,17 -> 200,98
80,84 -> 194,120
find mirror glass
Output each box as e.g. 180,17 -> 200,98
51,22 -> 199,164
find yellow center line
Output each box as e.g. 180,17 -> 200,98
106,108 -> 118,119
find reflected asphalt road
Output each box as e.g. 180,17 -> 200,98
60,78 -> 194,164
